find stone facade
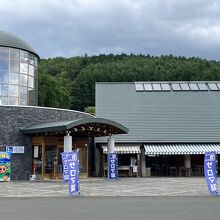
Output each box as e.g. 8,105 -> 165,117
0,106 -> 92,180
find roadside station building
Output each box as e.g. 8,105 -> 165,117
95,82 -> 220,177
0,31 -> 128,180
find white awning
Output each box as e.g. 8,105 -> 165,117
102,146 -> 140,154
144,144 -> 220,155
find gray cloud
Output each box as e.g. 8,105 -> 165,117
1,0 -> 220,60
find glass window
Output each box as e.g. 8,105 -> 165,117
0,59 -> 9,72
28,76 -> 34,88
172,83 -> 181,91
10,59 -> 19,72
20,62 -> 28,74
208,83 -> 218,91
135,83 -> 144,91
0,97 -> 8,105
8,97 -> 19,105
8,85 -> 18,97
29,53 -> 35,65
10,48 -> 19,60
152,83 -> 161,91
35,75 -> 38,90
144,83 -> 153,91
34,67 -> 38,76
189,83 -> 199,91
20,74 -> 28,86
180,83 -> 190,91
161,83 -> 170,91
0,71 -> 8,83
20,50 -> 28,63
34,57 -> 38,67
19,98 -> 27,105
28,88 -> 35,105
29,65 -> 34,76
9,73 -> 19,84
197,83 -> 208,91
0,84 -> 8,96
0,47 -> 9,60
19,86 -> 27,99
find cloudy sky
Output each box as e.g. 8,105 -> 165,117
1,0 -> 220,60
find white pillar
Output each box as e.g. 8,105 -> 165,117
107,136 -> 115,153
64,133 -> 72,152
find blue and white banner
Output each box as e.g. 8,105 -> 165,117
61,152 -> 71,182
204,151 -> 219,196
108,153 -> 118,180
67,151 -> 79,195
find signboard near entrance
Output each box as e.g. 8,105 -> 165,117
61,151 -> 80,195
61,152 -> 70,182
108,153 -> 118,180
204,151 -> 219,196
6,146 -> 24,154
67,150 -> 79,195
0,152 -> 11,181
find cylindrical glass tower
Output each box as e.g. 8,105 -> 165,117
0,31 -> 39,106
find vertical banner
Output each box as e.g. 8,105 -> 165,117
67,151 -> 80,195
0,152 -> 11,182
61,152 -> 70,182
108,153 -> 118,180
204,151 -> 219,196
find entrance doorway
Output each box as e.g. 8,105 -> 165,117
33,145 -> 42,178
44,145 -> 57,178
78,145 -> 88,175
32,136 -> 89,179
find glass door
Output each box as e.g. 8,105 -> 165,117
78,145 -> 88,175
44,145 -> 57,178
33,145 -> 42,178
57,147 -> 64,178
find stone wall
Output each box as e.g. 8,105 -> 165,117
0,106 -> 92,180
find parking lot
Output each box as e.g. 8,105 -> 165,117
0,177 -> 211,197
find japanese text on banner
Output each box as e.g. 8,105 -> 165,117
204,151 -> 219,196
108,153 -> 118,180
67,151 -> 79,195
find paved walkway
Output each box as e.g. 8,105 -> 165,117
0,177 -> 211,197
0,177 -> 209,197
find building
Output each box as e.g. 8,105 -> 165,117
0,31 -> 128,180
95,82 -> 220,177
0,31 -> 38,106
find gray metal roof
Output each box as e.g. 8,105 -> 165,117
95,81 -> 220,143
0,31 -> 39,57
21,117 -> 128,136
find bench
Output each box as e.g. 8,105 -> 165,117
104,165 -> 130,177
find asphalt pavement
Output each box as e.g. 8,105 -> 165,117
0,177 -> 213,197
1,197 -> 220,220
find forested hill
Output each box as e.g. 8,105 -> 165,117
38,54 -> 220,111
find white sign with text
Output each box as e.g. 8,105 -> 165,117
6,146 -> 25,154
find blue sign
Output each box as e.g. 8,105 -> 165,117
6,146 -> 13,153
204,151 -> 219,196
61,152 -> 72,182
67,151 -> 79,195
108,153 -> 118,180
